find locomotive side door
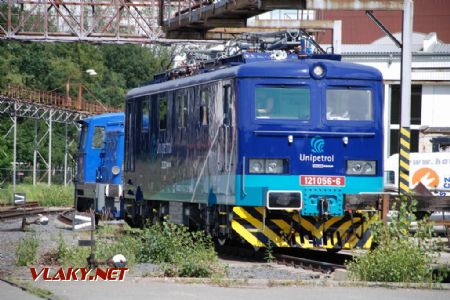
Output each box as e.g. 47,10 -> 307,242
220,83 -> 233,174
76,123 -> 88,183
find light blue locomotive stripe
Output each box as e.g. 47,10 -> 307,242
235,175 -> 383,207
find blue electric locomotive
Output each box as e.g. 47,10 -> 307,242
75,112 -> 125,218
123,52 -> 383,250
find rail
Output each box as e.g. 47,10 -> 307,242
0,85 -> 120,115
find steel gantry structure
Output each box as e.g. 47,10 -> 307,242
1,1 -> 404,44
0,85 -> 119,194
0,0 -> 213,44
0,0 -> 413,195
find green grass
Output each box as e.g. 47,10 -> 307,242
16,234 -> 39,266
0,183 -> 73,207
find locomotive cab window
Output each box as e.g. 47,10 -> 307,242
255,87 -> 310,120
326,89 -> 373,121
91,126 -> 105,149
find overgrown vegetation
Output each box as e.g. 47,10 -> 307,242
16,233 -> 39,266
139,220 -> 223,277
347,199 -> 445,283
52,221 -> 224,278
0,183 -> 73,206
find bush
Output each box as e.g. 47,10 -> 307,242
16,234 -> 39,266
139,220 -> 223,277
347,199 -> 442,283
347,239 -> 433,282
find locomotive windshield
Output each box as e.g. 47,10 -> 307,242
255,87 -> 310,120
326,89 -> 373,121
91,126 -> 105,149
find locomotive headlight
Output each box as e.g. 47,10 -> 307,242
249,159 -> 264,174
266,159 -> 284,174
112,165 -> 121,176
313,65 -> 324,77
352,163 -> 362,173
249,159 -> 288,174
346,160 -> 376,175
310,63 -> 327,79
363,162 -> 373,174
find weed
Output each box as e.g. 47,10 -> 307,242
264,241 -> 275,262
16,233 -> 39,266
139,220 -> 225,277
347,198 -> 443,283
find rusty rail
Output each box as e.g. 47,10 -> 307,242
1,85 -> 120,115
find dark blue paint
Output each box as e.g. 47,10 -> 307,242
124,55 -> 384,217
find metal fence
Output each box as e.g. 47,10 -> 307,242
0,168 -> 74,186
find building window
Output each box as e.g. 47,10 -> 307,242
389,85 -> 422,155
390,85 -> 422,125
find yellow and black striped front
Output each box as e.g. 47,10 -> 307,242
231,207 -> 377,250
399,127 -> 411,195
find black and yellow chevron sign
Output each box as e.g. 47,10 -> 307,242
231,207 -> 376,250
399,127 -> 411,194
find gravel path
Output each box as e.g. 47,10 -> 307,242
0,214 -> 77,278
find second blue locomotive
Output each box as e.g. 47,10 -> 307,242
75,112 -> 124,218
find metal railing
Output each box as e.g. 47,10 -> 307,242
1,85 -> 120,115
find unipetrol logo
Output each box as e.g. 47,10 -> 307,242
311,136 -> 325,154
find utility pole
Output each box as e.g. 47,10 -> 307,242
399,0 -> 414,195
64,123 -> 68,186
48,110 -> 53,185
12,102 -> 17,203
33,120 -> 37,186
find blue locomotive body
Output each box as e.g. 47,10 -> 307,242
123,53 -> 383,249
75,112 -> 125,217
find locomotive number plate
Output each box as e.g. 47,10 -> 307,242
300,175 -> 345,187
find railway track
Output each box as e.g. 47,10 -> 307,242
0,202 -> 73,220
57,210 -> 75,225
217,243 -> 351,274
274,253 -> 345,273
